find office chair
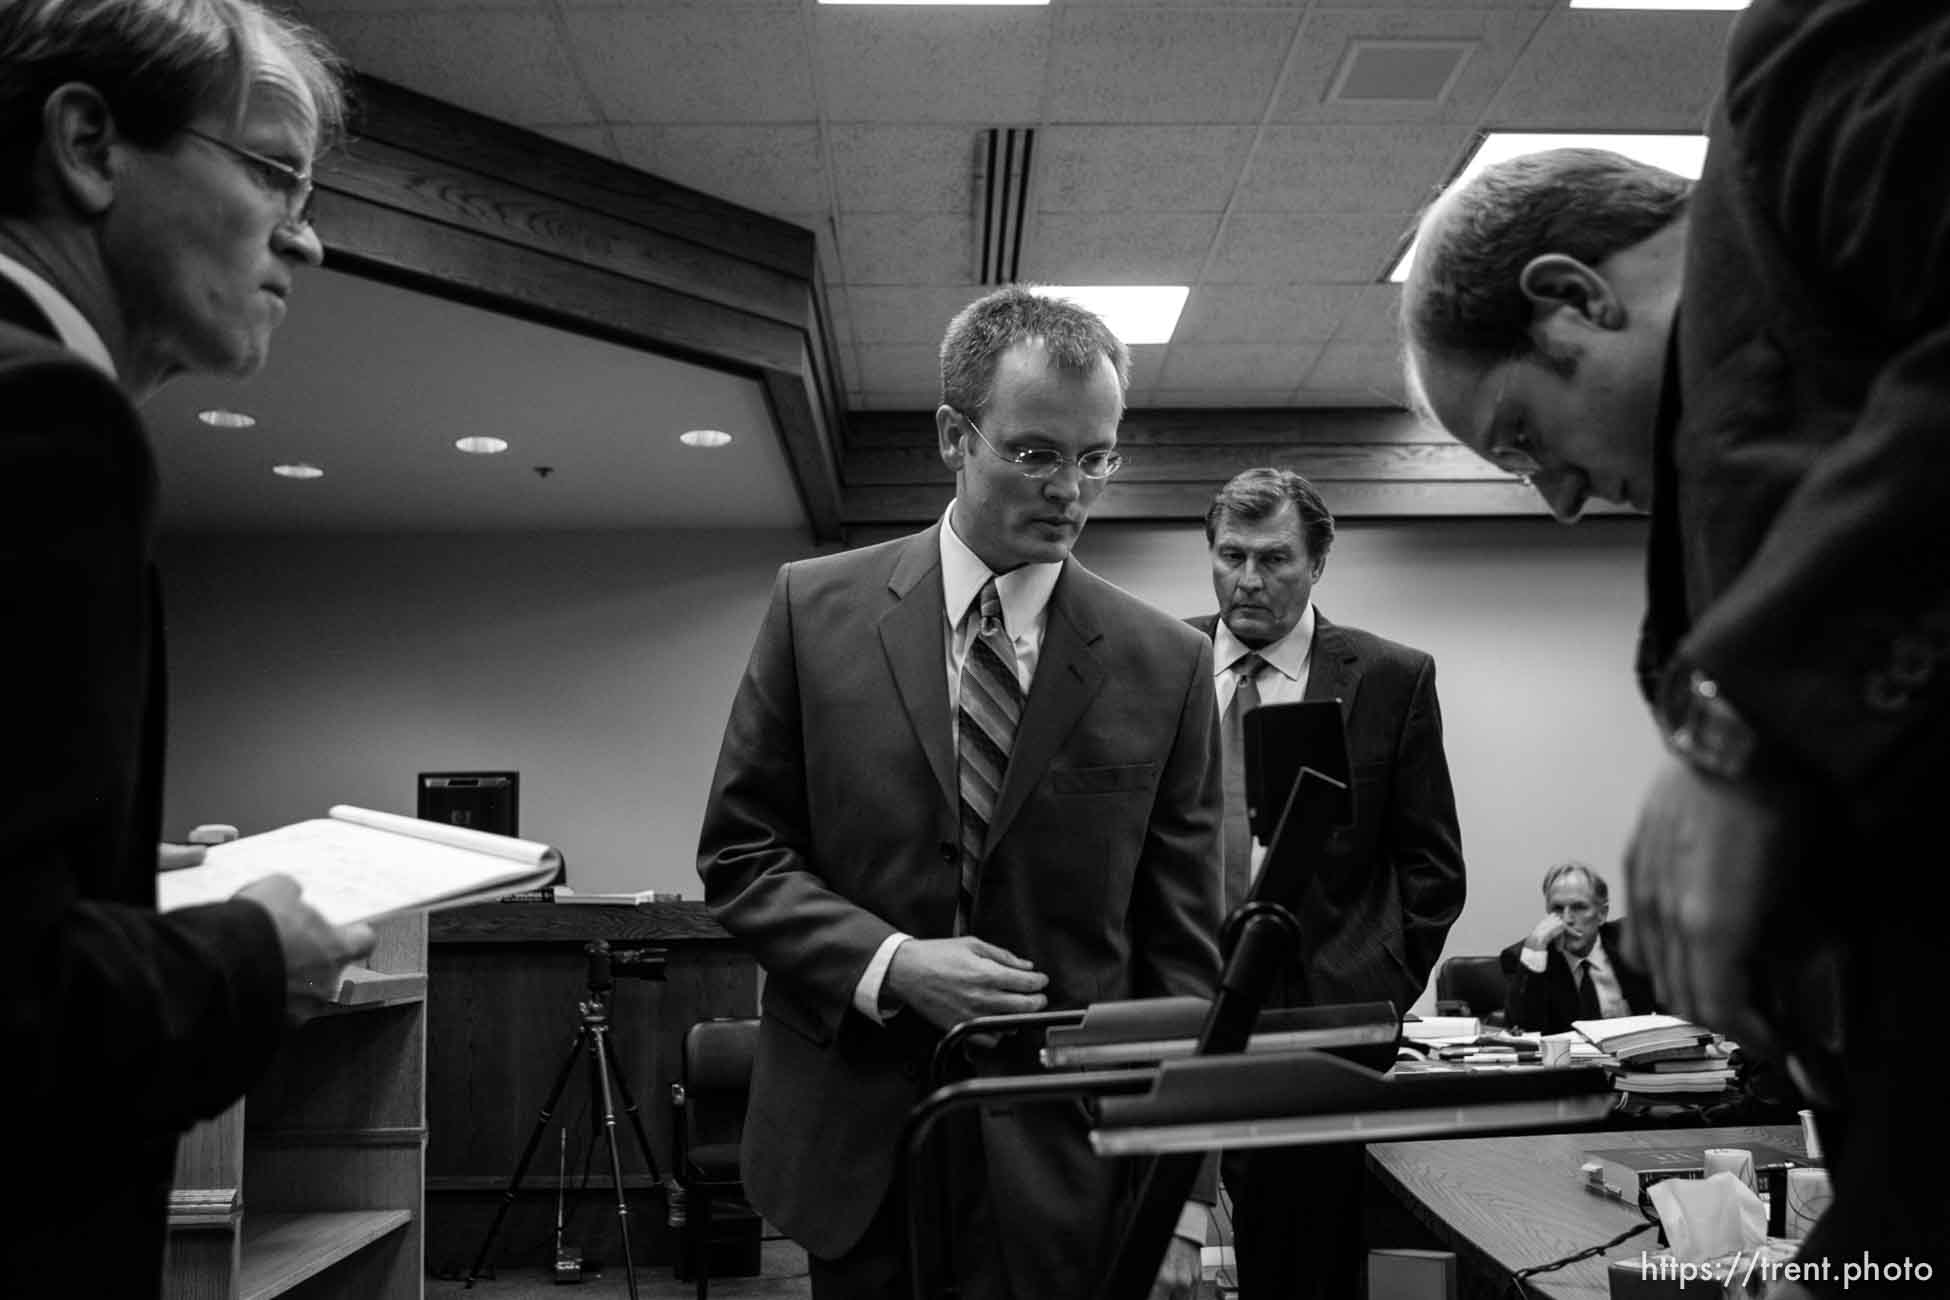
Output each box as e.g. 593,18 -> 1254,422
670,1017 -> 759,1300
1434,954 -> 1508,1024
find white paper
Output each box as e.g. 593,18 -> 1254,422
156,807 -> 561,926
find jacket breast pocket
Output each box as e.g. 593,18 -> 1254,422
1048,762 -> 1158,796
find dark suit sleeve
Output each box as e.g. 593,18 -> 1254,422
0,355 -> 287,1138
1384,656 -> 1466,994
1676,3 -> 1950,829
696,564 -> 899,1035
1127,635 -> 1224,1003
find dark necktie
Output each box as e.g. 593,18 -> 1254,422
955,579 -> 1022,933
1218,652 -> 1266,915
1577,958 -> 1603,1020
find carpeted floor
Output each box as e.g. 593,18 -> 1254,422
427,1238 -> 812,1299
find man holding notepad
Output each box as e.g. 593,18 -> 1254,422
0,0 -> 373,1292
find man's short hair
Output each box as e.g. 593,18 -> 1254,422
0,0 -> 346,216
1204,467 -> 1335,562
1541,860 -> 1609,908
1401,148 -> 1691,375
940,285 -> 1130,422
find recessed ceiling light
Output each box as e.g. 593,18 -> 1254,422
455,435 -> 510,455
272,462 -> 323,480
198,409 -> 255,428
681,429 -> 734,448
1029,285 -> 1190,346
1570,1 -> 1747,9
1387,131 -> 1709,283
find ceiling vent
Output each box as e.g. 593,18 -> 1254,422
973,127 -> 1035,284
1328,40 -> 1475,105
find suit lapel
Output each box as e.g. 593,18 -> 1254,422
878,526 -> 958,810
1303,612 -> 1362,714
985,559 -> 1105,854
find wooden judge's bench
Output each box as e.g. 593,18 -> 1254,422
419,900 -> 757,1279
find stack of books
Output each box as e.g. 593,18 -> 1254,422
1571,1014 -> 1733,1099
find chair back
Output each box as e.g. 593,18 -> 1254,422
1434,955 -> 1505,1019
682,1017 -> 759,1159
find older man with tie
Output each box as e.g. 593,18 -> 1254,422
1188,467 -> 1465,1300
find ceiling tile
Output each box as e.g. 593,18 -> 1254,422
564,7 -> 817,123
1141,388 -> 1306,409
828,126 -> 978,214
310,11 -> 593,123
1305,340 -> 1410,402
1022,212 -> 1221,284
1049,9 -> 1302,124
1037,127 -> 1257,213
814,9 -> 1052,124
530,123 -> 620,160
848,286 -> 991,345
1486,11 -> 1734,129
1332,284 -> 1406,344
1160,343 -> 1321,391
1207,211 -> 1413,283
1273,8 -> 1550,124
1123,345 -> 1167,393
838,214 -> 974,286
855,344 -> 943,397
1174,284 -> 1364,345
609,125 -> 827,215
295,0 -> 534,14
1234,123 -> 1475,213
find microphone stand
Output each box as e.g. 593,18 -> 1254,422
1092,764 -> 1348,1300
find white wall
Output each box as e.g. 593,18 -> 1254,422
161,518 -> 1663,1009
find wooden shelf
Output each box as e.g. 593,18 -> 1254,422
239,1210 -> 413,1300
167,913 -> 426,1299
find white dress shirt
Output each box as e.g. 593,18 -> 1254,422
0,250 -> 117,378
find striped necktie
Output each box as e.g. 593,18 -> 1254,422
1577,958 -> 1603,1020
955,578 -> 1023,933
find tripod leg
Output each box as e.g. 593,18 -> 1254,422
601,1037 -> 665,1184
589,1023 -> 642,1300
465,1025 -> 589,1288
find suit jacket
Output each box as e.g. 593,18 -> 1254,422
1498,921 -> 1658,1035
1190,612 -> 1465,1014
699,524 -> 1223,1290
0,277 -> 287,1294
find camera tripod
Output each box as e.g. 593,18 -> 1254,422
465,941 -> 667,1298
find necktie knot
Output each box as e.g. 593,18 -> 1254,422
1233,651 -> 1266,683
976,579 -> 1005,640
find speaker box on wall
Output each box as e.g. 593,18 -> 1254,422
418,771 -> 519,837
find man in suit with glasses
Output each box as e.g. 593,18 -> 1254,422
701,285 -> 1223,1300
1,1 -> 373,1290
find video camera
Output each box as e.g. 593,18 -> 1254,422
583,939 -> 668,992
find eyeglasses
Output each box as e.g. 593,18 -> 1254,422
1482,366 -> 1543,488
955,409 -> 1123,481
183,127 -> 316,231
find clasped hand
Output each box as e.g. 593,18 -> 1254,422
883,936 -> 1049,1031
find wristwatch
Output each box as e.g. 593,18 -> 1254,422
1662,669 -> 1759,781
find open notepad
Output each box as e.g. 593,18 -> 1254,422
156,805 -> 564,926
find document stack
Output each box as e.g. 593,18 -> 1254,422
1571,1014 -> 1734,1100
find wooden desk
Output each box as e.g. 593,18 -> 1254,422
1367,1124 -> 1806,1298
424,902 -> 756,1275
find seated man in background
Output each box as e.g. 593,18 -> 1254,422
1500,862 -> 1656,1033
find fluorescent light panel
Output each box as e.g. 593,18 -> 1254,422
1030,285 -> 1189,346
1571,1 -> 1747,9
1387,132 -> 1709,283
820,1 -> 1045,6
